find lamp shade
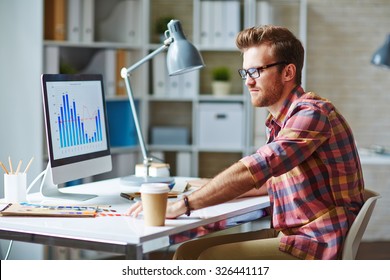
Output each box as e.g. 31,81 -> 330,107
371,34 -> 390,68
166,19 -> 205,75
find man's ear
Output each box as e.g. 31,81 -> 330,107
283,63 -> 296,82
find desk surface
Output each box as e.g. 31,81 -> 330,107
359,149 -> 390,165
0,177 -> 270,259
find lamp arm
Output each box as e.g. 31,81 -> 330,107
120,39 -> 173,168
121,39 -> 172,76
122,73 -> 149,162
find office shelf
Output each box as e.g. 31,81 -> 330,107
42,0 -> 307,179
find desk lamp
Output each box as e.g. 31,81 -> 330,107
120,19 -> 205,185
371,34 -> 390,68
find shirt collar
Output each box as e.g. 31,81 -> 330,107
265,85 -> 305,128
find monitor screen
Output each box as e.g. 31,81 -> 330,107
41,74 -> 112,200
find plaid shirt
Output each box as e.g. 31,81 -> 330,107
240,86 -> 364,260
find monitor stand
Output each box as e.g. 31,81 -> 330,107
40,164 -> 97,201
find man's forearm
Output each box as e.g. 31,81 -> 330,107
239,185 -> 268,197
188,161 -> 256,210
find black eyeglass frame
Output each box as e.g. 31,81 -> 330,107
238,61 -> 288,80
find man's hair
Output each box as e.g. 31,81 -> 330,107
236,25 -> 304,85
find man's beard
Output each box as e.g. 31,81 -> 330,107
250,79 -> 284,108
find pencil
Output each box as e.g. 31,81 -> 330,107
0,161 -> 9,174
15,160 -> 22,175
24,157 -> 34,173
8,156 -> 13,174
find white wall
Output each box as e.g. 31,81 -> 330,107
0,0 -> 44,259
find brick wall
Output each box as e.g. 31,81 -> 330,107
306,0 -> 390,148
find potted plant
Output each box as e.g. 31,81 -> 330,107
211,66 -> 231,96
155,16 -> 173,42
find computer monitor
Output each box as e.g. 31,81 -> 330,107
40,74 -> 112,200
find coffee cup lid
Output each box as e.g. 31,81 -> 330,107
140,183 -> 170,194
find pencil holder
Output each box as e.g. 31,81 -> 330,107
4,173 -> 27,203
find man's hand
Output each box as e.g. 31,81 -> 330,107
125,201 -> 143,217
125,199 -> 186,219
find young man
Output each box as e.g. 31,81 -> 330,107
127,25 -> 364,260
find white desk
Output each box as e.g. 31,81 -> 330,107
0,177 -> 270,259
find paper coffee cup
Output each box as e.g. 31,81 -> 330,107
4,173 -> 27,203
140,183 -> 170,226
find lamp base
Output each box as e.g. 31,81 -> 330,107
120,175 -> 175,187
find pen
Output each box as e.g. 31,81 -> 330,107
0,161 -> 9,174
15,160 -> 22,175
8,156 -> 13,174
24,157 -> 34,173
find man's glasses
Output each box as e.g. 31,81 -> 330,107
238,61 -> 288,80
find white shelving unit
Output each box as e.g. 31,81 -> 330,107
42,0 -> 307,180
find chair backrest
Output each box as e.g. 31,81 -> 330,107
341,189 -> 380,260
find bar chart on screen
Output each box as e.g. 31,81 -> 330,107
46,80 -> 108,159
57,93 -> 103,148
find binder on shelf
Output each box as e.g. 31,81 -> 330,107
116,49 -> 133,96
176,152 -> 192,177
44,46 -> 60,73
128,0 -> 140,43
153,53 -> 199,98
168,75 -> 181,98
96,0 -> 140,43
257,0 -> 273,25
224,0 -> 240,47
116,50 -> 142,97
67,0 -> 82,42
212,1 -> 224,46
81,0 -> 94,42
104,49 -> 116,97
80,49 -> 116,97
200,0 -> 213,47
153,52 -> 198,98
44,0 -> 66,41
180,71 -> 199,98
200,0 -> 241,48
153,52 -> 169,97
106,100 -> 138,147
